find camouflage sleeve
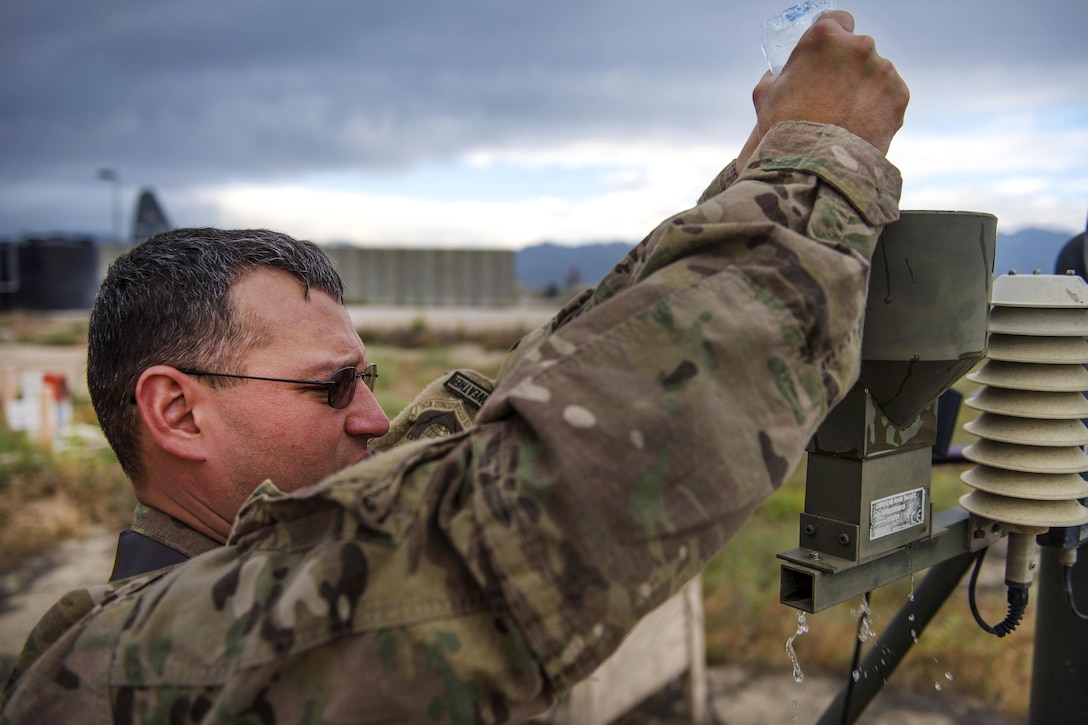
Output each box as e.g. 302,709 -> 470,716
696,159 -> 739,205
471,120 -> 899,690
0,121 -> 901,724
0,585 -> 112,705
370,369 -> 495,451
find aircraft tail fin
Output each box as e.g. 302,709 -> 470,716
132,189 -> 172,241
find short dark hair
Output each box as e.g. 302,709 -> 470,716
87,228 -> 345,482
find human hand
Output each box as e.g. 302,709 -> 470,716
744,10 -> 909,158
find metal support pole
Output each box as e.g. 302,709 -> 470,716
98,168 -> 121,242
1028,543 -> 1088,723
815,550 -> 977,725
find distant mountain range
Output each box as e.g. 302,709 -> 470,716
516,227 -> 1085,290
993,227 -> 1084,277
516,241 -> 631,291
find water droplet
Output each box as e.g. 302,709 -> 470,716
910,629 -> 919,643
934,682 -> 943,692
945,672 -> 954,681
906,546 -> 916,600
785,611 -> 808,683
908,613 -> 915,622
855,594 -> 876,642
852,669 -> 861,682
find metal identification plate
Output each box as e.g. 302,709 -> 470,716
869,487 -> 926,540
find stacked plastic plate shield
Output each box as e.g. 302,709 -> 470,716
959,272 -> 1088,529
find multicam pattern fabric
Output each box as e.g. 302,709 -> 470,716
1,121 -> 901,724
109,503 -> 222,581
128,503 -> 221,560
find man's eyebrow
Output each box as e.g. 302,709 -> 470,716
290,363 -> 339,381
301,357 -> 365,379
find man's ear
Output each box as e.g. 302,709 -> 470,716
134,365 -> 209,462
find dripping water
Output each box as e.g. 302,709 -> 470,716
785,611 -> 809,683
853,595 -> 877,643
906,544 -> 916,601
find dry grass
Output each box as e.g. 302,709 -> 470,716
0,496 -> 87,564
0,311 -> 88,346
0,424 -> 135,569
357,317 -> 531,354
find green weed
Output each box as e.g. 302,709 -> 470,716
0,422 -> 133,569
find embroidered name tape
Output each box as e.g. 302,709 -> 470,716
444,372 -> 490,409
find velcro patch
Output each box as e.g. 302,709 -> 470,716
444,372 -> 490,409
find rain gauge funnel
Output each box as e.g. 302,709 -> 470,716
859,211 -> 998,425
781,211 -> 997,608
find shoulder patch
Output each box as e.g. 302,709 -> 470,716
444,372 -> 490,409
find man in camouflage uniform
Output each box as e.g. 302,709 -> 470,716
1,10 -> 909,723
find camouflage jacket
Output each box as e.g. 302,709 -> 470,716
0,121 -> 901,724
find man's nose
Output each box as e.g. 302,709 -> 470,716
346,381 -> 390,437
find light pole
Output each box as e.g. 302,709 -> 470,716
97,168 -> 121,241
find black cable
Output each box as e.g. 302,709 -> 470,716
841,591 -> 870,725
1063,564 -> 1088,622
968,547 -> 1028,637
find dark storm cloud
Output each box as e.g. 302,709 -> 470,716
1,0 -> 1085,236
0,0 -> 770,187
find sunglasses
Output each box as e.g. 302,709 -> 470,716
177,363 -> 377,409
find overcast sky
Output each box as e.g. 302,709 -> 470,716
2,0 -> 1086,248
